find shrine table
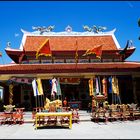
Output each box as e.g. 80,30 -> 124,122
35,112 -> 72,129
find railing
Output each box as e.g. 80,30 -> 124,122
0,107 -> 25,125
91,106 -> 140,123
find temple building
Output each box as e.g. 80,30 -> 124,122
0,25 -> 140,110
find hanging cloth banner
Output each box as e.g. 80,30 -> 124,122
98,76 -> 102,94
10,77 -> 32,84
56,78 -> 62,96
88,78 -> 94,96
36,78 -> 44,96
95,77 -> 100,95
115,77 -> 119,95
102,77 -> 107,97
112,76 -> 119,95
112,76 -> 115,94
32,79 -> 39,96
75,40 -> 78,64
108,76 -> 112,94
51,78 -> 57,98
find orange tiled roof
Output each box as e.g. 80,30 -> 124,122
24,36 -> 118,52
0,62 -> 140,74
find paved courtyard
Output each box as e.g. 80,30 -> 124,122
0,120 -> 140,139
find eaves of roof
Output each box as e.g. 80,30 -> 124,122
0,62 -> 140,75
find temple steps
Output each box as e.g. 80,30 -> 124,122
23,110 -> 92,123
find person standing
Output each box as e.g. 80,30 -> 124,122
63,97 -> 68,107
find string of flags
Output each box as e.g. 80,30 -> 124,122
32,77 -> 62,99
88,76 -> 119,97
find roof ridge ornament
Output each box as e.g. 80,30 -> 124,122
21,29 -> 31,34
21,27 -> 116,36
83,25 -> 92,32
83,25 -> 107,33
32,25 -> 55,34
6,42 -> 11,49
65,25 -> 72,32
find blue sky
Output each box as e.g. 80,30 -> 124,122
0,1 -> 140,64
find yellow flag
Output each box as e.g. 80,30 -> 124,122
112,76 -> 115,94
36,38 -> 52,59
115,77 -> 119,95
102,77 -> 107,97
75,40 -> 78,64
82,45 -> 103,59
36,78 -> 43,95
89,78 -> 94,96
112,76 -> 119,95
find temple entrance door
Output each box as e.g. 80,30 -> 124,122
62,85 -> 80,101
60,78 -> 90,110
21,84 -> 33,111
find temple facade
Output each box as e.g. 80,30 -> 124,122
0,26 -> 140,110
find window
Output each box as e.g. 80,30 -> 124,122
41,60 -> 52,63
79,59 -> 89,63
66,59 -> 75,63
102,59 -> 112,62
22,61 -> 29,64
90,59 -> 101,63
54,59 -> 64,63
29,60 -> 40,64
114,59 -> 120,62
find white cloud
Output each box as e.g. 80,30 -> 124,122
14,33 -> 19,37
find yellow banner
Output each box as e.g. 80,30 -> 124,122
89,78 -> 94,96
36,78 -> 43,95
112,76 -> 119,95
102,77 -> 107,97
